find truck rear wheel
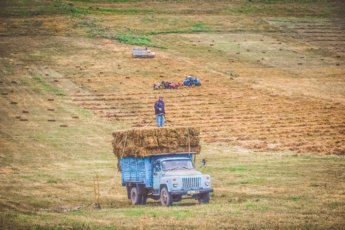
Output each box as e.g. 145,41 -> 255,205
130,187 -> 140,205
160,187 -> 172,206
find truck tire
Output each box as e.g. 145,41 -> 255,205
130,187 -> 140,205
160,187 -> 172,206
198,193 -> 210,204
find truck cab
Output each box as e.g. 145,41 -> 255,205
120,153 -> 213,206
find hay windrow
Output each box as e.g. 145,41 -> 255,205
112,127 -> 201,159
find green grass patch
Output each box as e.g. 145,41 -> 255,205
1,0 -> 89,17
191,23 -> 211,32
147,23 -> 212,35
90,7 -> 155,15
32,75 -> 65,96
247,0 -> 328,3
244,202 -> 269,211
80,19 -> 110,38
53,0 -> 84,16
328,201 -> 342,210
115,34 -> 153,46
78,18 -> 160,47
147,30 -> 190,35
226,6 -> 260,14
46,179 -> 59,184
225,1 -> 333,17
70,0 -> 139,2
66,6 -> 156,16
73,107 -> 93,118
122,207 -> 192,218
21,175 -> 34,180
226,165 -> 248,172
289,196 -> 302,202
123,208 -> 145,217
240,176 -> 266,185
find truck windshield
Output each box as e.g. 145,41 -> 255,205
161,160 -> 194,171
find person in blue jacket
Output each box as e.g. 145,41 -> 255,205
154,96 -> 165,127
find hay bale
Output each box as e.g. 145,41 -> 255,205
112,127 -> 200,159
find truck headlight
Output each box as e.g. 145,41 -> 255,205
172,178 -> 179,187
204,175 -> 210,186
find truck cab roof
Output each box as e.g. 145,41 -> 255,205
155,156 -> 192,163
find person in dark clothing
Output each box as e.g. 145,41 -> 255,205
154,96 -> 165,127
201,159 -> 206,168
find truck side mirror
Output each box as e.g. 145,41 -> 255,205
154,164 -> 161,172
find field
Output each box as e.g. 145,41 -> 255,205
0,0 -> 345,229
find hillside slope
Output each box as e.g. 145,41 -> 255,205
1,0 -> 345,229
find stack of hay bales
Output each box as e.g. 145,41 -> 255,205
112,127 -> 201,159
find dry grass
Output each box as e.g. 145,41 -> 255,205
1,0 -> 345,229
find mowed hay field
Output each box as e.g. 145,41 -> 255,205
1,0 -> 345,229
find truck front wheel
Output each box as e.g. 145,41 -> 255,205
160,187 -> 172,206
130,187 -> 140,205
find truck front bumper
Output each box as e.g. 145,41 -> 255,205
170,188 -> 213,196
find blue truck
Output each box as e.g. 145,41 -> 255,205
120,152 -> 213,206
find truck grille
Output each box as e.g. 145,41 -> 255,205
182,177 -> 201,189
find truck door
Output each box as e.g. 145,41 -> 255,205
152,161 -> 161,195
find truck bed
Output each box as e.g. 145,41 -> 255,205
120,157 -> 152,186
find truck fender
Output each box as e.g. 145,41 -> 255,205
160,184 -> 169,193
159,184 -> 170,194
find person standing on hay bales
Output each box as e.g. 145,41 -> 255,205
154,96 -> 165,127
